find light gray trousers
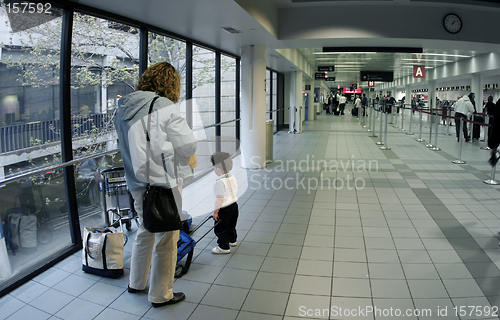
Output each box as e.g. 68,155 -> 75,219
129,188 -> 179,303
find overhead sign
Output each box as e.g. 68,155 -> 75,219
413,65 -> 425,78
360,71 -> 393,82
318,66 -> 335,72
315,72 -> 327,80
325,77 -> 335,81
368,81 -> 375,87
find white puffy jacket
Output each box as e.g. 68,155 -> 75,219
114,91 -> 197,191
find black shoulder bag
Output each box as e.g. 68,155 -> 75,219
142,97 -> 183,233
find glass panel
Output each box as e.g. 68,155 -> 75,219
70,13 -> 139,160
0,5 -> 63,176
0,174 -> 71,289
220,123 -> 238,156
221,55 -> 236,155
0,5 -> 71,291
70,13 -> 139,228
148,33 -> 187,108
192,46 -> 215,174
195,127 -> 215,174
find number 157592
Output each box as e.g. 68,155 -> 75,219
4,2 -> 52,14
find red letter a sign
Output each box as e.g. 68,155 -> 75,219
413,66 -> 425,78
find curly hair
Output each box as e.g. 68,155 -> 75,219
136,62 -> 180,103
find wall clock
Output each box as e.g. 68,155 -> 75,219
444,13 -> 462,34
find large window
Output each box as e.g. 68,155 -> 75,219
0,5 -> 70,291
148,32 -> 186,103
0,3 -> 242,296
192,46 -> 216,173
221,55 -> 237,156
70,13 -> 139,226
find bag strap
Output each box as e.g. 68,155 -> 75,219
146,97 -> 160,187
146,96 -> 179,187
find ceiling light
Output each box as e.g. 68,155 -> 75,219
420,53 -> 471,58
314,52 -> 377,55
402,58 -> 452,63
402,66 -> 434,69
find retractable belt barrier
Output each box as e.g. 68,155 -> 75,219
362,104 -> 498,184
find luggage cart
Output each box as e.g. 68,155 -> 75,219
101,167 -> 138,231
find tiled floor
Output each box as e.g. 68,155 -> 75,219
2,106 -> 500,320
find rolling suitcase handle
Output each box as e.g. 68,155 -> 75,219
189,214 -> 221,242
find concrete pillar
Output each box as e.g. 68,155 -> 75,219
284,73 -> 291,126
240,45 -> 267,169
471,73 -> 483,112
428,80 -> 436,110
289,71 -> 303,131
305,79 -> 315,120
405,84 -> 411,105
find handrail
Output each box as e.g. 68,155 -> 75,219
266,108 -> 286,114
192,118 -> 241,131
0,148 -> 120,186
0,117 -> 243,186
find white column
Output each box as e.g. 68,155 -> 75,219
405,84 -> 411,106
305,79 -> 315,120
471,73 -> 483,112
428,80 -> 436,110
240,45 -> 267,169
289,71 -> 303,132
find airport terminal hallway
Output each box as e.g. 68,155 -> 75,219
2,109 -> 500,320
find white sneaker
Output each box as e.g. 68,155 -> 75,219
229,242 -> 237,247
212,246 -> 230,254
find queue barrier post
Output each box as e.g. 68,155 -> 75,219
406,105 -> 414,135
431,109 -> 441,151
363,105 -> 369,129
400,104 -> 406,132
426,108 -> 434,148
380,111 -> 391,150
484,164 -> 499,185
417,108 -> 425,142
480,117 -> 491,150
376,107 -> 384,145
452,117 -> 466,164
446,109 -> 452,136
370,105 -> 377,137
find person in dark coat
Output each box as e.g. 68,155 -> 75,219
488,98 -> 500,166
485,96 -> 495,140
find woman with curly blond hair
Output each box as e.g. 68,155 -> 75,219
114,62 -> 197,308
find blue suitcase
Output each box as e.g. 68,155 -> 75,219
175,214 -> 219,278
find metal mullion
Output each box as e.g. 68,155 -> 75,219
139,27 -> 148,76
60,6 -> 82,247
215,51 -> 221,153
186,42 -> 193,129
235,58 -> 240,148
270,70 -> 274,120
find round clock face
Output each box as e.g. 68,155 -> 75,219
444,14 -> 462,34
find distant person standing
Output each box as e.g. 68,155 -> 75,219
488,98 -> 500,166
468,92 -> 477,113
361,93 -> 368,116
454,95 -> 475,142
485,95 -> 495,140
338,94 -> 347,115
